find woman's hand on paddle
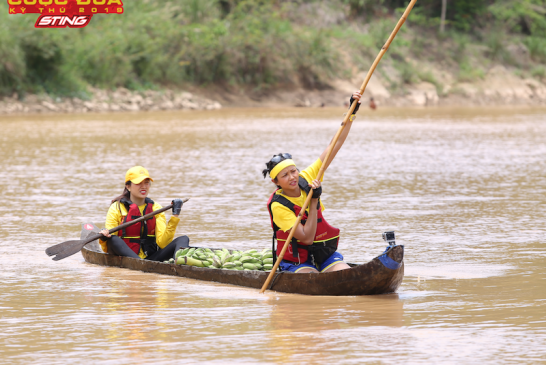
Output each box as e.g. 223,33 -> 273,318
100,229 -> 111,238
349,91 -> 362,114
172,198 -> 184,217
293,179 -> 321,245
310,179 -> 322,199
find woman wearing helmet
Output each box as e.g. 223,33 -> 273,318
264,91 -> 362,273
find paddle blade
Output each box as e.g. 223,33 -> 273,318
45,223 -> 100,256
51,240 -> 87,261
45,240 -> 80,256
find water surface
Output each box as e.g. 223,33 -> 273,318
1,106 -> 545,363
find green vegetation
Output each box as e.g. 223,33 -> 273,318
1,0 -> 546,97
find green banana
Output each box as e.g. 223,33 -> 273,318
221,253 -> 231,265
212,256 -> 222,268
243,263 -> 257,270
176,247 -> 279,271
175,248 -> 190,259
177,256 -> 205,267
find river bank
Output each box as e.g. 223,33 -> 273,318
2,64 -> 546,115
2,1 -> 546,114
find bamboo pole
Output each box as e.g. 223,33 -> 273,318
259,0 -> 418,294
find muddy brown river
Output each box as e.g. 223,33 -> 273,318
1,106 -> 545,364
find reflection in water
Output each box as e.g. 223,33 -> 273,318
268,295 -> 404,363
1,106 -> 546,363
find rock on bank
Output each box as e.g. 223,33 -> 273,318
0,88 -> 222,115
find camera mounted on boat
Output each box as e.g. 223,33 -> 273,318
382,231 -> 396,246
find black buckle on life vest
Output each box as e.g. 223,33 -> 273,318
140,238 -> 158,257
291,237 -> 299,258
272,232 -> 277,267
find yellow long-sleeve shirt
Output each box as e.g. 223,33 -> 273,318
99,200 -> 180,259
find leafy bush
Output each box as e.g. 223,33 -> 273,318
531,65 -> 546,79
0,0 -> 337,96
523,36 -> 546,62
1,0 -> 546,97
457,61 -> 485,82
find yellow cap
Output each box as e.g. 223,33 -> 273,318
270,159 -> 296,179
125,166 -> 154,184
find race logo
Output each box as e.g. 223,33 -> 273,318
7,0 -> 124,29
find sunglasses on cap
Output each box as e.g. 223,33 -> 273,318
270,153 -> 292,164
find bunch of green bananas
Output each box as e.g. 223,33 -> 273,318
166,247 -> 275,272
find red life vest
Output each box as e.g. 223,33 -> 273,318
267,177 -> 340,265
119,198 -> 157,256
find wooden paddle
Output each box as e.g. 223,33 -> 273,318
45,198 -> 189,261
259,0 -> 417,294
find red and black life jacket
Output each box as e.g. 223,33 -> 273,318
119,198 -> 158,257
267,177 -> 340,266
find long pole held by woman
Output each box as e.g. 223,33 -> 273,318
260,0 -> 418,294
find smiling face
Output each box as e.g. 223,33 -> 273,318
272,165 -> 299,193
127,178 -> 151,200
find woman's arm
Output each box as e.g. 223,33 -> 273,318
99,203 -> 123,252
155,211 -> 180,249
319,91 -> 361,170
291,180 -> 321,245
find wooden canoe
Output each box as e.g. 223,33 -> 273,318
80,223 -> 404,296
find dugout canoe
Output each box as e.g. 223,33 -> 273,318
80,223 -> 404,296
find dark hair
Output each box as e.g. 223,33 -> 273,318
262,152 -> 291,178
111,181 -> 131,204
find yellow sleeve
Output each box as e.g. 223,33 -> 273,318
300,158 -> 323,183
153,203 -> 180,249
271,201 -> 297,232
99,202 -> 124,253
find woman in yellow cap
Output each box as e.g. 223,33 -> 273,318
264,91 -> 361,273
98,166 -> 188,261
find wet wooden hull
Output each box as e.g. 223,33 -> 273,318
81,240 -> 404,296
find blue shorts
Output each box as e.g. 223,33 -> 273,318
279,252 -> 344,273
